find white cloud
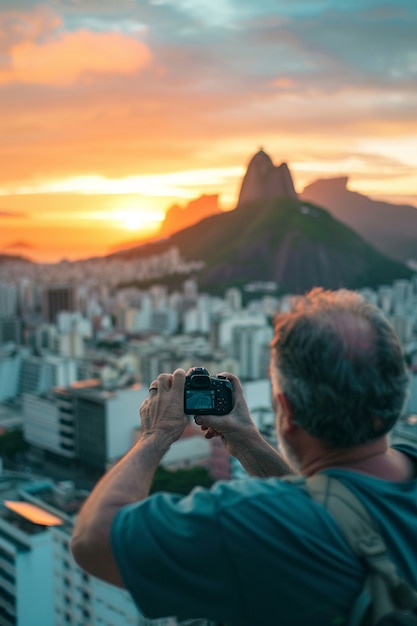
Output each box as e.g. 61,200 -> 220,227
0,167 -> 244,197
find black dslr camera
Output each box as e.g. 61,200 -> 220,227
184,367 -> 234,415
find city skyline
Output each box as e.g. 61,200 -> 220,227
1,0 -> 417,263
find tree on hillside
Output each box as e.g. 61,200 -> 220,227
0,429 -> 29,460
151,465 -> 215,495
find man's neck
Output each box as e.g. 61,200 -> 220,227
299,437 -> 415,481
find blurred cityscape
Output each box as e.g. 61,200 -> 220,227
1,255 -> 417,626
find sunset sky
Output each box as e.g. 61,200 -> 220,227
1,0 -> 417,263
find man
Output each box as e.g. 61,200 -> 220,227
71,288 -> 416,626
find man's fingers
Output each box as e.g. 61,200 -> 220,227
216,371 -> 243,393
155,373 -> 171,391
171,369 -> 186,392
194,415 -> 210,427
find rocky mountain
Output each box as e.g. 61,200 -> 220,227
0,253 -> 33,265
112,196 -> 412,295
158,194 -> 221,237
151,149 -> 298,241
237,149 -> 298,206
301,177 -> 417,264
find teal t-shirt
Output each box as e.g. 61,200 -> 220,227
110,444 -> 417,625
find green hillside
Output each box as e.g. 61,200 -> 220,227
112,197 -> 413,294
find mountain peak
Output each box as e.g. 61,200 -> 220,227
158,194 -> 221,237
237,149 -> 298,206
301,176 -> 417,263
303,176 -> 349,195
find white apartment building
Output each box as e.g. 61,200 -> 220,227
391,313 -> 415,344
218,309 -> 269,349
393,279 -> 414,304
19,355 -> 78,396
58,331 -> 86,360
22,383 -> 148,470
242,378 -> 275,436
182,295 -> 212,335
74,384 -> 148,470
0,473 -> 185,626
378,285 -> 393,315
0,350 -> 23,402
231,324 -> 273,380
161,433 -> 211,470
119,307 -> 141,333
0,318 -> 21,346
120,302 -> 179,336
22,389 -> 76,459
405,369 -> 417,415
390,414 -> 417,447
151,308 -> 179,336
0,284 -> 17,317
51,522 -> 142,626
224,288 -> 242,312
0,476 -> 55,626
34,324 -> 59,354
56,312 -> 92,359
230,378 -> 276,479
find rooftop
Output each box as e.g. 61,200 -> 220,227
0,472 -> 88,538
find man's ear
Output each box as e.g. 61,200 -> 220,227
277,393 -> 296,434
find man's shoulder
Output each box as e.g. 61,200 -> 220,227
212,474 -> 306,500
210,475 -> 330,525
392,443 -> 417,459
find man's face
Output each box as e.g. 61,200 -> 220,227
270,365 -> 300,470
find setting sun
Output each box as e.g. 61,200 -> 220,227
109,209 -> 165,232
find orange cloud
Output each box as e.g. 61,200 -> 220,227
0,29 -> 151,85
271,77 -> 297,89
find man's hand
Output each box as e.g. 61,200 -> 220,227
193,372 -> 259,455
140,368 -> 188,445
194,372 -> 296,478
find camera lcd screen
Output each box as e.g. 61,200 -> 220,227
185,390 -> 215,410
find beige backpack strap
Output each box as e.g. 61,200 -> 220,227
282,474 -> 417,625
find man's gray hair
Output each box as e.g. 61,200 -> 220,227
270,288 -> 409,448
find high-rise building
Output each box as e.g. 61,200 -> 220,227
22,383 -> 147,470
74,384 -> 148,471
218,310 -> 268,348
42,285 -> 75,324
0,284 -> 17,317
34,324 -> 58,354
183,278 -> 198,302
229,379 -> 276,480
390,414 -> 417,447
19,355 -> 78,396
405,369 -> 417,415
137,348 -> 179,387
231,325 -> 273,380
22,389 -> 76,459
393,279 -> 413,304
209,313 -> 222,352
151,308 -> 179,335
0,357 -> 20,403
0,474 -> 152,625
182,302 -> 210,334
0,317 -> 21,346
0,477 -> 56,626
224,288 -> 242,311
